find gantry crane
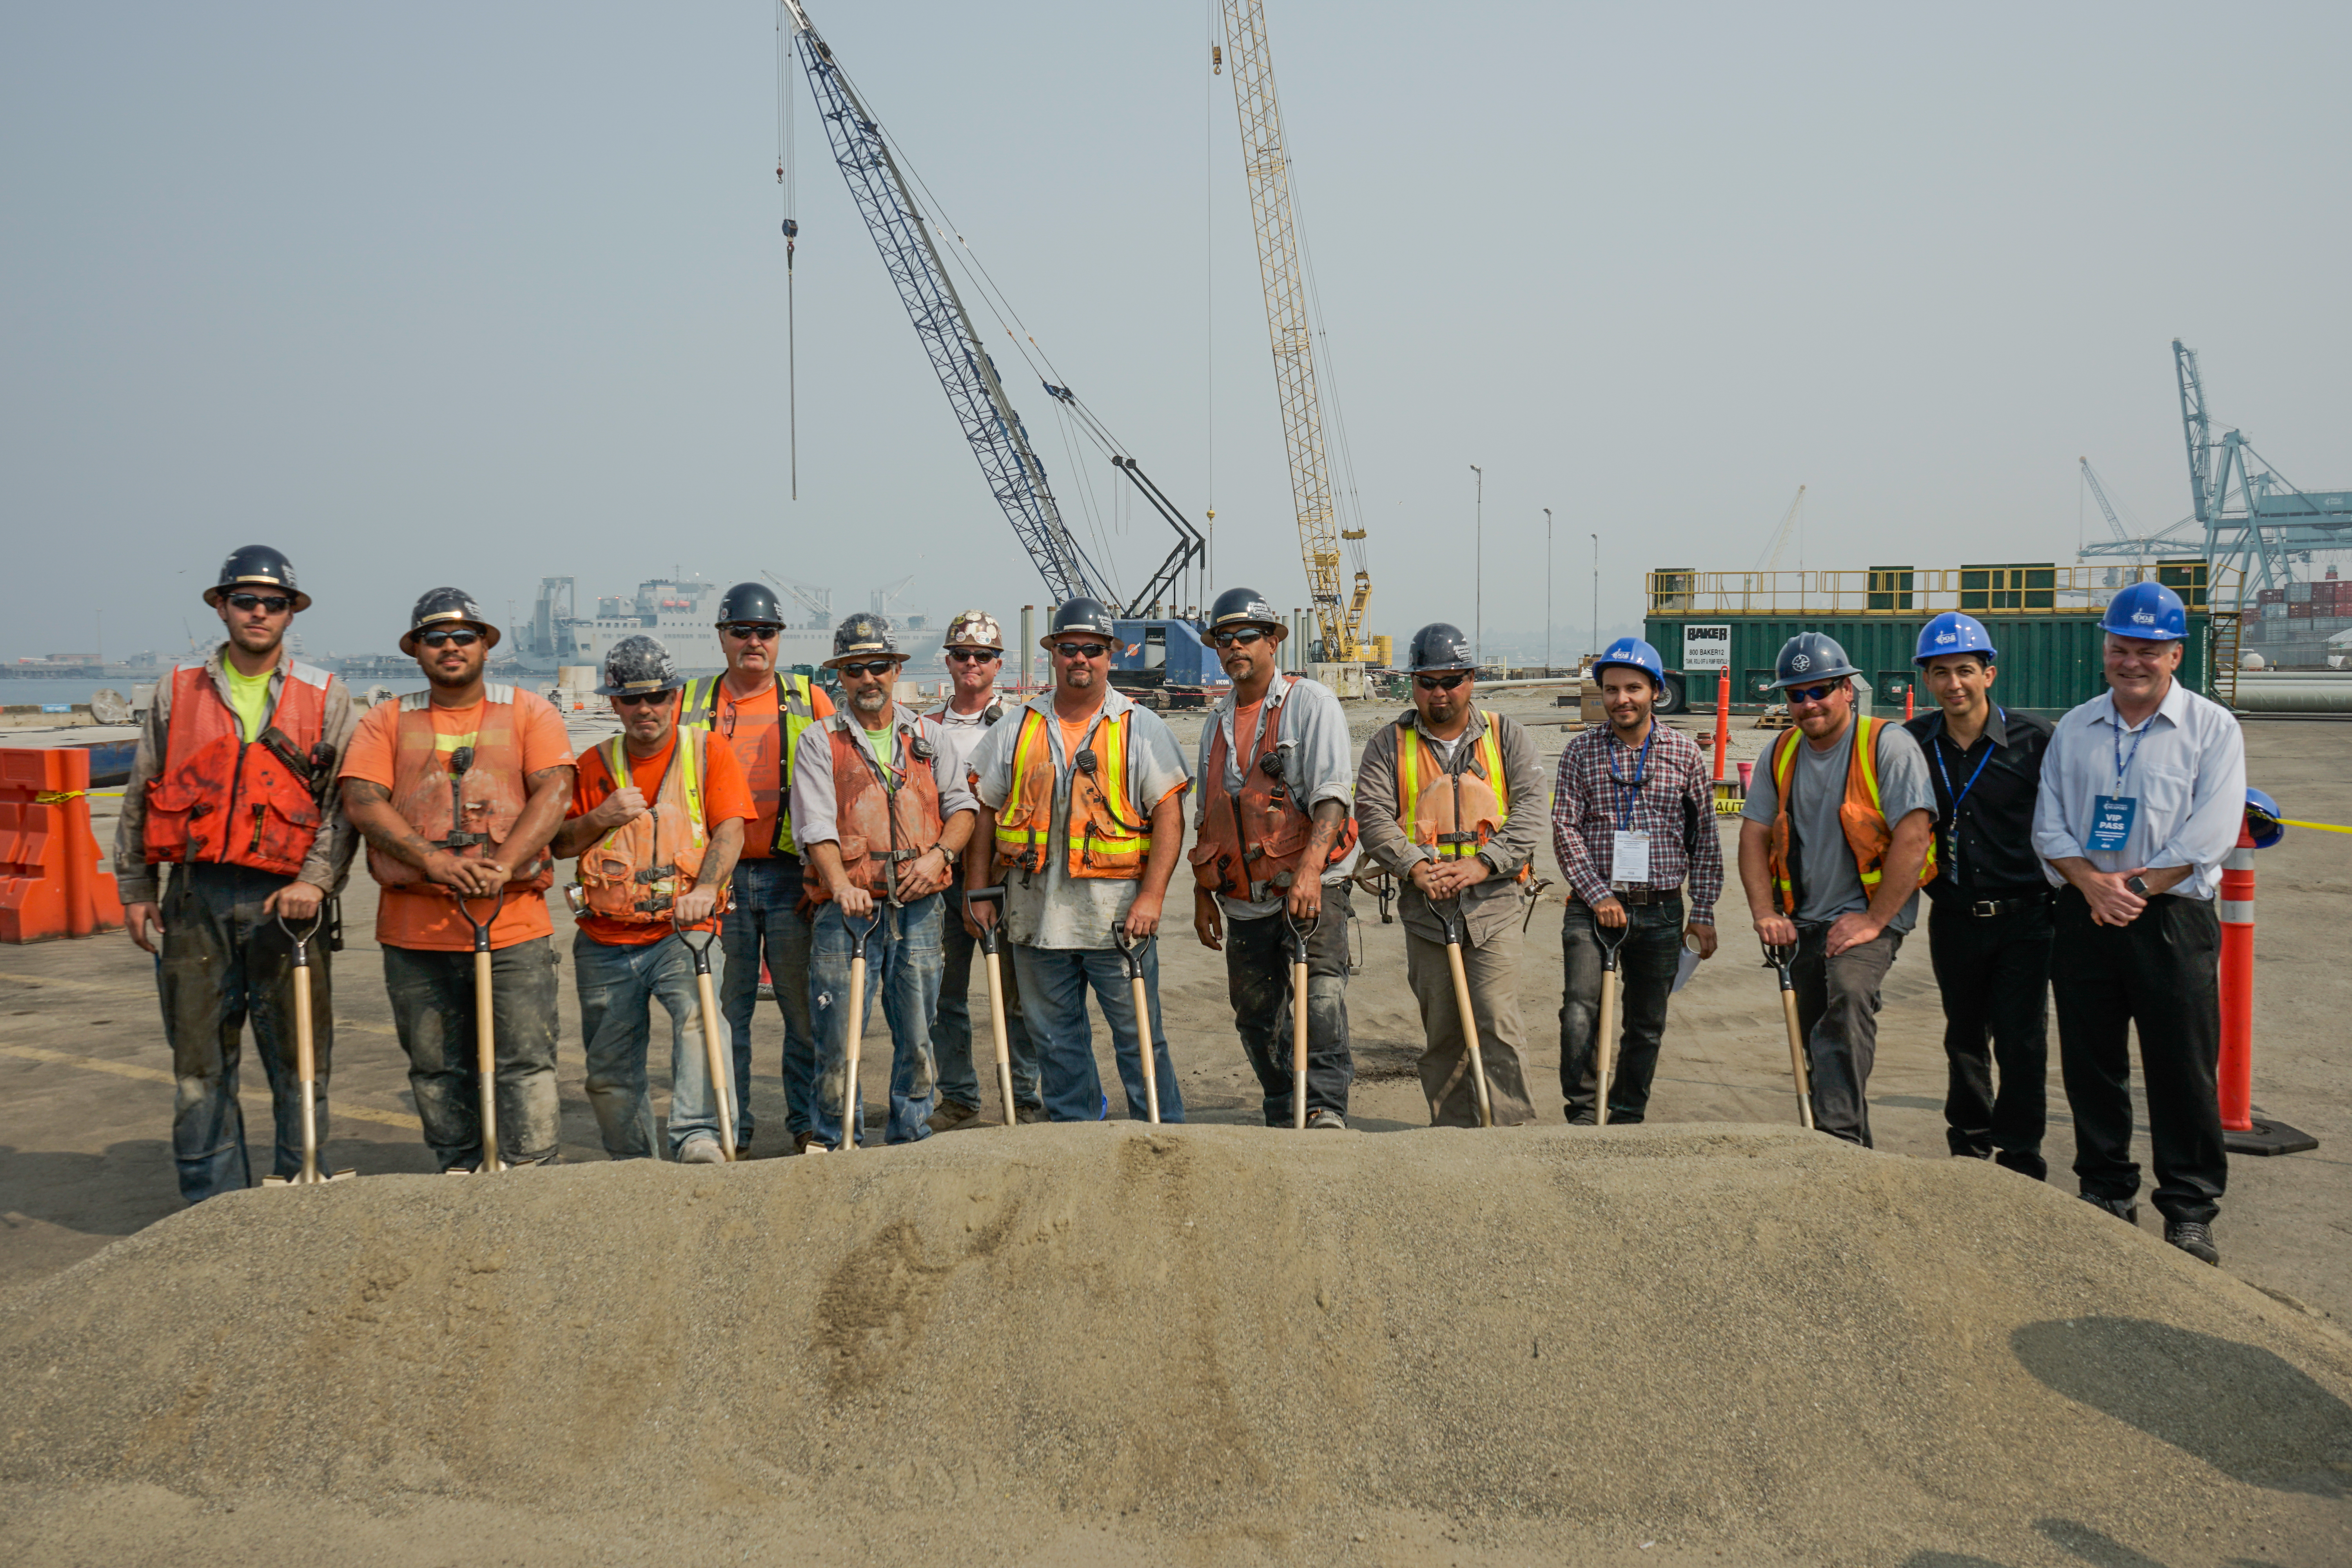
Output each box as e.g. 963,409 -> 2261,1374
1220,0 -> 1372,662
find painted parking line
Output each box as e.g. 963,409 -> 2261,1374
0,973 -> 402,1037
0,1043 -> 423,1130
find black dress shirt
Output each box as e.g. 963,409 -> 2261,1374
1902,705 -> 2051,901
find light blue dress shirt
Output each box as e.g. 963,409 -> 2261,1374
2030,678 -> 2246,901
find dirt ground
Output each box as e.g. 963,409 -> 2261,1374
3,701 -> 2349,1564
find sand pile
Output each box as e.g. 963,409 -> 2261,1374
5,1125 -> 2351,1566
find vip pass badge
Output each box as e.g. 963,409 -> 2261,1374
2090,714 -> 2150,855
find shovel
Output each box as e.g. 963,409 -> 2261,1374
456,889 -> 508,1172
1112,922 -> 1161,1125
1436,899 -> 1494,1128
837,908 -> 881,1151
965,884 -> 1018,1127
261,907 -> 354,1186
676,920 -> 737,1161
1284,909 -> 1318,1129
1593,916 -> 1629,1127
1762,938 -> 1815,1131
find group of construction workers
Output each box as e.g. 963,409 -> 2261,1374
121,548 -> 2248,1262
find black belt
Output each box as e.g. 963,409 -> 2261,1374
1954,891 -> 2053,918
1595,887 -> 1680,907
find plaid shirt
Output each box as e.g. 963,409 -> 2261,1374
1550,722 -> 1723,918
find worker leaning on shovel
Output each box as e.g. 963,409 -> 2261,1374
116,546 -> 361,1203
341,589 -> 575,1172
789,613 -> 980,1150
1353,622 -> 1546,1128
550,635 -> 753,1164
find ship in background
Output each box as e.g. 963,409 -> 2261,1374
513,576 -> 938,677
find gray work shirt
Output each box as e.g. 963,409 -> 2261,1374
1354,708 -> 1546,948
965,686 -> 1193,950
114,645 -> 363,905
922,696 -> 1009,789
1739,717 -> 1937,932
2030,678 -> 2245,902
1192,672 -> 1362,920
789,702 -> 979,852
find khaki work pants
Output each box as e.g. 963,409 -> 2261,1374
1404,923 -> 1536,1127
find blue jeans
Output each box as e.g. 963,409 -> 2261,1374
573,929 -> 728,1158
809,895 -> 946,1148
719,855 -> 818,1144
932,913 -> 1042,1113
1011,942 -> 1185,1123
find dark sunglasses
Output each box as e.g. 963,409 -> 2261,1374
1414,672 -> 1468,691
1053,641 -> 1109,661
611,690 -> 671,708
838,659 -> 898,679
1785,682 -> 1840,705
417,628 -> 482,649
1209,628 -> 1268,649
946,648 -> 1000,663
724,624 -> 778,641
226,592 -> 294,613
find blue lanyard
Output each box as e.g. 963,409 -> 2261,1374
1932,708 -> 2000,822
2111,708 -> 2150,789
1606,726 -> 1656,831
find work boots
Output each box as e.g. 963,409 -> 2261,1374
2165,1220 -> 2221,1266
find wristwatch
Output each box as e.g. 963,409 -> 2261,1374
2124,874 -> 2149,896
937,843 -> 961,869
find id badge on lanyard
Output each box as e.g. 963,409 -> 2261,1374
2094,714 -> 2149,857
1608,728 -> 1657,887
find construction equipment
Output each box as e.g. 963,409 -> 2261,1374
260,908 -> 354,1187
1436,900 -> 1494,1127
1754,485 -> 1807,575
964,885 -> 1018,1126
1111,924 -> 1161,1124
1284,910 -> 1315,1129
1592,920 -> 1628,1127
456,889 -> 508,1172
2078,458 -> 2141,558
1219,0 -> 1373,662
836,908 -> 880,1151
1761,938 -> 1815,1131
677,923 -> 738,1161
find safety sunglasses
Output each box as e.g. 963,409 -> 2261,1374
417,628 -> 482,649
837,659 -> 898,679
1784,682 -> 1839,705
1053,641 -> 1109,661
1414,672 -> 1468,691
611,690 -> 671,708
946,648 -> 1000,663
724,624 -> 778,641
1209,628 -> 1268,649
226,592 -> 295,613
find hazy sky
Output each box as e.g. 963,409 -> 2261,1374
5,0 -> 2348,663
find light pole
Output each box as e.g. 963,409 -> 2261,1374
1590,533 -> 1601,665
1469,465 -> 1483,668
1543,507 -> 1553,675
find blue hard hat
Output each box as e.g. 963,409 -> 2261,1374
1914,612 -> 1998,666
2098,581 -> 2188,642
1766,632 -> 1859,690
2245,787 -> 2284,850
1592,637 -> 1666,688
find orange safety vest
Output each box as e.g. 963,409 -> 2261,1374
1766,715 -> 1937,916
367,686 -> 555,893
814,714 -> 945,902
1394,711 -> 1524,880
573,731 -> 713,922
143,659 -> 335,877
1190,676 -> 1358,900
993,706 -> 1152,881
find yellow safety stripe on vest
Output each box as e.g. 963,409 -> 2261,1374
1397,711 -> 1510,859
679,673 -> 813,854
1769,716 -> 1932,903
995,709 -> 1053,867
993,706 -> 1153,871
595,731 -> 708,853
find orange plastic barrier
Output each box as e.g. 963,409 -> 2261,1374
2216,814 -> 2316,1156
0,748 -> 125,942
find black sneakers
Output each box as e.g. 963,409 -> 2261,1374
2080,1192 -> 2140,1225
2165,1220 -> 2221,1266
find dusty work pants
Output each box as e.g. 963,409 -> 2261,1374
1403,923 -> 1536,1128
1222,889 -> 1354,1124
156,863 -> 332,1203
1013,941 -> 1185,1123
383,938 -> 562,1171
808,895 -> 945,1149
717,854 -> 818,1149
2051,888 -> 2225,1225
931,911 -> 1042,1116
574,929 -> 729,1159
1557,895 -> 1684,1124
1788,924 -> 1902,1147
1926,896 -> 2052,1178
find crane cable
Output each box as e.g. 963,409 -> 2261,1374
777,2 -> 800,501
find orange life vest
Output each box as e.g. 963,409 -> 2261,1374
1394,711 -> 1525,881
1766,715 -> 1937,916
1190,677 -> 1358,900
993,705 -> 1152,881
367,686 -> 555,893
143,658 -> 335,877
573,731 -> 714,922
813,714 -> 945,903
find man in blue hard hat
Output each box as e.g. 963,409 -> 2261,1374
1737,632 -> 1937,1144
1549,636 -> 1722,1123
2031,580 -> 2245,1265
1903,612 -> 2054,1180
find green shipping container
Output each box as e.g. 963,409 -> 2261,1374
1641,612 -> 2211,718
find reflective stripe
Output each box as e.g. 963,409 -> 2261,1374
2219,899 -> 2255,924
1396,712 -> 1510,861
2224,847 -> 2257,870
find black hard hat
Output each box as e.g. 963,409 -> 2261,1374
1207,586 -> 1283,634
597,633 -> 682,697
1044,597 -> 1117,647
399,586 -> 501,654
716,581 -> 785,627
204,544 -> 311,612
827,612 -> 902,667
1766,632 -> 1860,690
1405,622 -> 1474,674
